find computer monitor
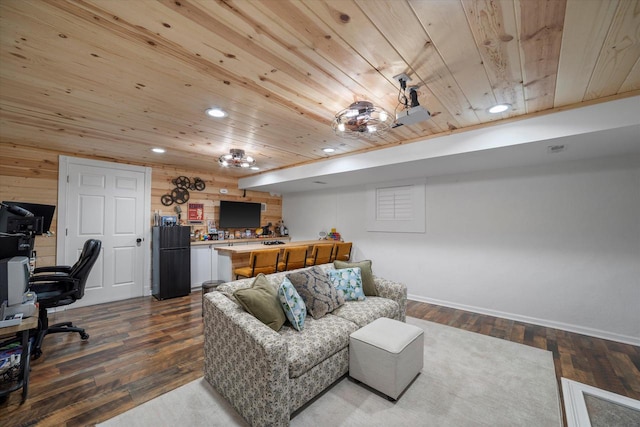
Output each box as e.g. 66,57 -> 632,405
0,256 -> 30,307
0,201 -> 56,235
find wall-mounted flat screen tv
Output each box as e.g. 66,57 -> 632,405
218,200 -> 261,229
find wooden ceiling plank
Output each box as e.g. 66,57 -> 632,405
461,0 -> 526,119
555,0 -> 619,106
250,0 -> 444,133
72,0 -> 396,160
301,0 -> 410,97
585,0 -> 640,99
1,0 -> 639,178
251,0 -> 400,102
354,0 -> 477,131
515,0 -> 567,114
619,56 -> 640,92
73,0 -> 345,124
192,0 -> 371,113
408,0 -> 498,123
208,0 -> 439,137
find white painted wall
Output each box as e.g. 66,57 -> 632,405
283,155 -> 640,345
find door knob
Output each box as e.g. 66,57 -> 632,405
136,238 -> 143,246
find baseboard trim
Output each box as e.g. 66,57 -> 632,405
408,294 -> 640,347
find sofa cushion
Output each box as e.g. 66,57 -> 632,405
327,267 -> 365,301
330,297 -> 400,328
334,260 -> 377,296
278,314 -> 358,378
287,266 -> 345,319
233,274 -> 286,331
278,277 -> 307,331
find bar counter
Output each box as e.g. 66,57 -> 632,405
215,240 -> 337,282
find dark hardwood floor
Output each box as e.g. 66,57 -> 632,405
1,293 -> 638,426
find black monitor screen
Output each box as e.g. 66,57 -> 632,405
218,201 -> 261,229
1,201 -> 56,234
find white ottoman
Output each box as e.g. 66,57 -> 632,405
349,317 -> 424,400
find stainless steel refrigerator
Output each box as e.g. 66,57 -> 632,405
152,226 -> 191,300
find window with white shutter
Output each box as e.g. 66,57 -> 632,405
366,179 -> 426,232
376,185 -> 413,221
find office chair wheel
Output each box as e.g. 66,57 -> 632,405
80,332 -> 89,340
32,348 -> 42,360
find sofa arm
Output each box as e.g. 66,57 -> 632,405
373,276 -> 407,322
204,291 -> 290,426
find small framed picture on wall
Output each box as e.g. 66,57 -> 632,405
188,203 -> 204,224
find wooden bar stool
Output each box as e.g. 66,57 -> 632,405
331,242 -> 352,262
277,246 -> 307,271
305,243 -> 334,266
234,249 -> 280,280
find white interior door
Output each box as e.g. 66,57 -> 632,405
57,156 -> 151,307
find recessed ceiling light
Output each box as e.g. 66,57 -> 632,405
151,148 -> 165,153
488,104 -> 511,114
205,107 -> 227,118
322,147 -> 336,153
250,166 -> 260,171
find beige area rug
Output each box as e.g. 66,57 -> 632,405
99,317 -> 562,427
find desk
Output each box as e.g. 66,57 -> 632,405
0,314 -> 37,403
215,240 -> 338,282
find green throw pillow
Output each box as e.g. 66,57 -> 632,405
234,273 -> 285,331
334,260 -> 377,296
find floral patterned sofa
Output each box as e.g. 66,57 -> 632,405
203,262 -> 407,426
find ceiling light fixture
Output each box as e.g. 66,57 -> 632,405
250,166 -> 260,171
219,148 -> 256,168
331,100 -> 394,139
488,104 -> 511,114
151,147 -> 165,153
206,107 -> 227,118
322,147 -> 336,153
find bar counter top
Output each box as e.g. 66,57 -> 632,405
214,239 -> 334,254
191,236 -> 290,246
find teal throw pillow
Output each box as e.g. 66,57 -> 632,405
334,260 -> 376,296
278,277 -> 307,331
328,267 -> 366,301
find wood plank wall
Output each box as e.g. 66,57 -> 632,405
0,142 -> 282,267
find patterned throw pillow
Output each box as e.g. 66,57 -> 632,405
286,266 -> 345,319
334,260 -> 377,296
278,278 -> 307,331
233,273 -> 286,331
328,267 -> 366,301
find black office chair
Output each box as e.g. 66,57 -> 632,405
28,239 -> 101,359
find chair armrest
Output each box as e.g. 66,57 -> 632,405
203,291 -> 289,426
29,275 -> 76,285
373,276 -> 407,322
33,265 -> 72,274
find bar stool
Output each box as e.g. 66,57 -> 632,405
202,280 -> 224,316
332,242 -> 352,262
277,246 -> 307,271
305,243 -> 334,266
234,249 -> 280,280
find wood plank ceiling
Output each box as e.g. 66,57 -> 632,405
1,0 -> 639,177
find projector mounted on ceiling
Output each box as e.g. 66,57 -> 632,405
392,73 -> 431,128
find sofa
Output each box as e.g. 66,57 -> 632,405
203,262 -> 407,426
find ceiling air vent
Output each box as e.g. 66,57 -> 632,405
547,144 -> 566,154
